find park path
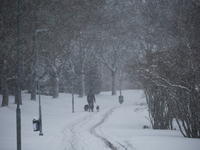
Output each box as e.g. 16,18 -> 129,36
60,106 -> 129,150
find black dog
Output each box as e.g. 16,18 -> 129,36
96,105 -> 100,112
84,104 -> 89,111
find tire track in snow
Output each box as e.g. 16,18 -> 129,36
61,112 -> 97,150
61,106 -> 131,150
90,107 -> 129,150
90,107 -> 118,150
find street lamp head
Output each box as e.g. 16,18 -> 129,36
36,29 -> 48,33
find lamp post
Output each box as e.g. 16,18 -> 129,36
17,0 -> 21,149
119,70 -> 122,96
72,72 -> 75,113
36,29 -> 47,136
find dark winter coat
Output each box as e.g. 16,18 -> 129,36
87,92 -> 95,103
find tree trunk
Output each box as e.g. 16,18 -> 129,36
1,60 -> 9,107
111,70 -> 116,95
79,71 -> 85,97
14,84 -> 22,105
30,71 -> 37,100
52,71 -> 59,98
30,83 -> 37,100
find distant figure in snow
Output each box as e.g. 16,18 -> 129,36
87,90 -> 96,112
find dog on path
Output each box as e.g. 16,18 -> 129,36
84,104 -> 89,111
96,105 -> 100,112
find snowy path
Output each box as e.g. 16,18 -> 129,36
61,106 -> 129,150
2,90 -> 200,150
90,107 -> 129,150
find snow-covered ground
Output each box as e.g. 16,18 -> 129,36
0,90 -> 200,150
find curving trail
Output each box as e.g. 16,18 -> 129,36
60,106 -> 129,150
89,107 -> 127,150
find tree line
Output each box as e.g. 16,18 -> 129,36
0,0 -> 135,105
1,0 -> 200,138
126,0 -> 200,138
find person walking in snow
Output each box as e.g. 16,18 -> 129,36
87,90 -> 96,112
